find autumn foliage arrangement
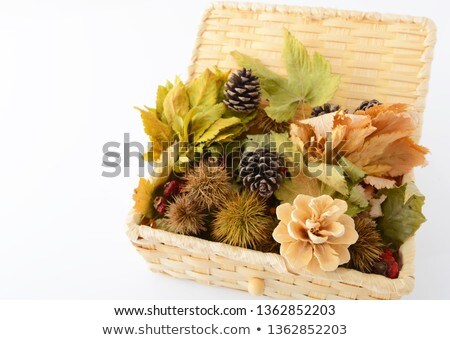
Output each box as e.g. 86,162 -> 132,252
132,30 -> 427,279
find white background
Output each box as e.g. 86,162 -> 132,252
0,0 -> 448,299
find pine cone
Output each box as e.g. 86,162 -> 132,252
224,68 -> 261,113
311,103 -> 342,117
354,99 -> 382,112
239,148 -> 285,198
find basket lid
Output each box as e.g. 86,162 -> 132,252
188,2 -> 436,141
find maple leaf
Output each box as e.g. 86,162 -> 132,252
347,105 -> 427,176
232,29 -> 340,122
291,105 -> 428,178
378,183 -> 426,249
366,137 -> 429,177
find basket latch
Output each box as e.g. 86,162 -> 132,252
248,277 -> 265,296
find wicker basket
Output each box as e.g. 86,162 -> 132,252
127,2 -> 436,299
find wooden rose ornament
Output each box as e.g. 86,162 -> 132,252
273,194 -> 359,273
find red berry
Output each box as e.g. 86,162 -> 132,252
153,196 -> 168,215
387,260 -> 399,279
378,249 -> 399,279
163,180 -> 182,198
381,249 -> 394,261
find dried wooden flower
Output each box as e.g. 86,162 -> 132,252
273,194 -> 359,273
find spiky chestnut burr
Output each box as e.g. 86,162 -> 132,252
211,190 -> 276,250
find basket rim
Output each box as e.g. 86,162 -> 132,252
188,1 -> 437,81
127,210 -> 415,297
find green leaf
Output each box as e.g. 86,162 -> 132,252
332,185 -> 369,217
404,182 -> 422,204
265,100 -> 300,122
338,157 -> 366,184
275,174 -> 323,204
378,183 -> 426,249
191,103 -> 226,140
346,203 -> 367,217
162,80 -> 189,125
348,185 -> 369,208
186,69 -> 219,108
231,51 -> 287,88
283,30 -> 340,106
231,51 -> 298,122
196,117 -> 242,144
231,30 -> 340,122
305,162 -> 349,195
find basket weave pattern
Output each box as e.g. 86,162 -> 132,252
128,2 -> 436,299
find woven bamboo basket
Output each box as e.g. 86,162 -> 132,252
127,2 -> 436,299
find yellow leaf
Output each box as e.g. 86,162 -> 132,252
213,124 -> 245,143
132,178 -> 155,217
137,107 -> 172,160
162,80 -> 189,124
191,103 -> 226,140
156,84 -> 170,118
133,144 -> 177,217
196,117 -> 241,144
186,69 -> 219,108
213,68 -> 231,102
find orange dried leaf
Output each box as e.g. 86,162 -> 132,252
291,104 -> 428,178
133,178 -> 155,217
347,130 -> 412,167
340,125 -> 376,155
374,138 -> 429,177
